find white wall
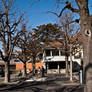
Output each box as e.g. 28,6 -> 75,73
43,55 -> 81,65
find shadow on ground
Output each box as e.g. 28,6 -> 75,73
0,75 -> 84,92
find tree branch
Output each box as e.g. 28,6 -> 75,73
75,0 -> 82,9
10,14 -> 23,32
0,13 -> 5,19
12,31 -> 22,46
46,11 -> 59,17
60,19 -> 80,28
58,1 -> 80,17
18,57 -> 25,63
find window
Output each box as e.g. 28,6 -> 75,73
60,51 -> 65,56
49,62 -> 58,69
59,62 -> 66,69
52,49 -> 59,56
45,50 -> 50,56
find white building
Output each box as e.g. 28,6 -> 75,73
42,41 -> 83,74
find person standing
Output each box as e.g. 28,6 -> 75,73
37,67 -> 41,78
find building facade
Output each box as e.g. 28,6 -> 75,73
42,42 -> 83,74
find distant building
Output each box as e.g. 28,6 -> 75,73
42,33 -> 83,74
0,57 -> 43,74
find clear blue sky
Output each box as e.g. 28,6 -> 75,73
15,0 -> 92,29
15,0 -> 65,29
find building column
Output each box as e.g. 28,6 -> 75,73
50,50 -> 52,56
43,50 -> 45,62
46,62 -> 49,74
58,63 -> 60,74
43,51 -> 46,69
59,50 -> 61,56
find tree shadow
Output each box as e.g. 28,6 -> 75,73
0,78 -> 58,92
0,74 -> 84,92
56,85 -> 84,92
0,84 -> 7,88
84,63 -> 92,84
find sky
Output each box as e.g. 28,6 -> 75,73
15,0 -> 92,29
15,0 -> 66,29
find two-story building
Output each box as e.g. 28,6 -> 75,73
42,40 -> 83,74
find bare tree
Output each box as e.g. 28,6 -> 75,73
59,10 -> 79,80
0,0 -> 23,82
16,25 -> 42,76
16,24 -> 30,77
56,0 -> 92,92
47,9 -> 79,79
27,32 -> 42,75
60,11 -> 73,77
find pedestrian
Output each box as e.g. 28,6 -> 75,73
37,67 -> 41,78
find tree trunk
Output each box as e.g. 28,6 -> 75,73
23,62 -> 27,77
83,27 -> 92,92
32,62 -> 35,75
79,1 -> 92,91
4,61 -> 10,83
82,23 -> 92,92
70,44 -> 73,81
65,55 -> 68,77
32,57 -> 36,75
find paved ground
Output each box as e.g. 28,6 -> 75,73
0,74 -> 84,92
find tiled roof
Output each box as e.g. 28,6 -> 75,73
44,41 -> 62,48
